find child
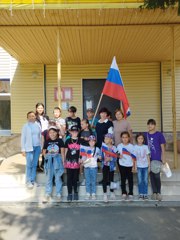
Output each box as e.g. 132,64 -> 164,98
134,133 -> 150,200
101,133 -> 117,202
80,135 -> 101,200
53,107 -> 66,138
117,131 -> 136,201
65,106 -> 81,136
145,119 -> 166,201
64,125 -> 81,201
79,119 -> 93,146
43,126 -> 65,202
86,108 -> 98,135
21,111 -> 42,189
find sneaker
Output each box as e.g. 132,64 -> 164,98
103,193 -> 108,203
56,194 -> 61,202
91,193 -> 96,200
67,194 -> 73,202
139,194 -> 143,200
85,193 -> 90,200
110,192 -> 116,200
151,193 -> 157,200
74,193 -> 79,201
128,195 -> 134,201
43,194 -> 51,202
157,193 -> 162,201
32,182 -> 40,187
122,194 -> 127,201
143,195 -> 149,201
26,182 -> 34,189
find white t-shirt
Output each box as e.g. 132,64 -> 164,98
80,146 -> 101,168
39,116 -> 49,132
117,143 -> 135,167
134,144 -> 150,168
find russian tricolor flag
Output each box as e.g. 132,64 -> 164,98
102,56 -> 131,118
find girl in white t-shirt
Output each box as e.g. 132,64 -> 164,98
117,131 -> 136,201
134,133 -> 150,200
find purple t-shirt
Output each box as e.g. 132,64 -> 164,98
145,131 -> 166,161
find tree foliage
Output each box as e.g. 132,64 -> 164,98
143,0 -> 180,14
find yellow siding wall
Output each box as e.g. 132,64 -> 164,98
162,61 -> 180,132
11,64 -> 44,133
46,63 -> 160,132
0,47 -> 10,78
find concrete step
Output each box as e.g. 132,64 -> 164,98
1,181 -> 180,203
0,170 -> 179,187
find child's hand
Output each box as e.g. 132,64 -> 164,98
132,167 -> 136,173
22,152 -> 26,157
105,156 -> 111,162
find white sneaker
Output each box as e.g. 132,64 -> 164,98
103,193 -> 108,203
56,194 -> 61,202
110,192 -> 116,200
26,182 -> 34,189
122,194 -> 127,201
91,193 -> 96,200
128,195 -> 134,201
43,194 -> 51,202
85,193 -> 90,200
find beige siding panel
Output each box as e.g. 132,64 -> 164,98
11,64 -> 44,133
0,47 -> 10,78
46,63 -> 160,132
162,61 -> 180,132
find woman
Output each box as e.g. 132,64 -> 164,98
35,102 -> 49,171
113,108 -> 133,147
95,107 -> 113,148
21,111 -> 42,189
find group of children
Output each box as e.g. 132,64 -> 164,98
21,104 -> 166,202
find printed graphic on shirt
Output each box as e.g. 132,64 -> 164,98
43,139 -> 64,154
65,138 -> 81,169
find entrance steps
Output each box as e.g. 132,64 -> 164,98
0,154 -> 180,203
0,172 -> 180,203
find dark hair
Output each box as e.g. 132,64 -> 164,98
81,118 -> 90,129
27,111 -> 35,118
35,102 -> 49,122
114,108 -> 124,118
53,107 -> 61,112
121,131 -> 130,138
147,119 -> 156,125
135,132 -> 145,143
35,102 -> 45,116
68,106 -> 77,113
99,107 -> 109,115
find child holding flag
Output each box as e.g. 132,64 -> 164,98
101,133 -> 117,202
80,135 -> 101,200
117,131 -> 136,201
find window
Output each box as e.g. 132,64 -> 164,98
0,79 -> 11,131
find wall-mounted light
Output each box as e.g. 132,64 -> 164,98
32,71 -> 39,79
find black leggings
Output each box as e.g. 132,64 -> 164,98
150,171 -> 161,194
102,165 -> 114,193
67,168 -> 79,194
118,165 -> 133,195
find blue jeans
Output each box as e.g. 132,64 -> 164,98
26,146 -> 41,184
137,167 -> 148,195
44,154 -> 64,195
84,167 -> 97,194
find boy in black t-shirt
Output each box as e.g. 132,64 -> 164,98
43,126 -> 65,202
65,106 -> 81,137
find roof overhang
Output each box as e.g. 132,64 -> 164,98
0,2 -> 180,64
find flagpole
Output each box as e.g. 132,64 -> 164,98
91,93 -> 103,126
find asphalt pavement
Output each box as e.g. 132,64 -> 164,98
0,205 -> 180,240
